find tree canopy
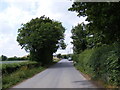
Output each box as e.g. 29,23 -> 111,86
71,24 -> 87,54
69,2 -> 120,44
69,2 -> 120,53
17,16 -> 66,65
1,55 -> 7,61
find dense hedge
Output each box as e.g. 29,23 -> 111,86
72,43 -> 120,86
2,61 -> 40,76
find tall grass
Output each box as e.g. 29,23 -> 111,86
2,61 -> 39,75
3,66 -> 45,89
2,61 -> 45,89
2,59 -> 59,89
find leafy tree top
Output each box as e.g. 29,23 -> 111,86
17,16 -> 66,53
69,2 -> 120,43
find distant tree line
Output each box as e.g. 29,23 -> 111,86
56,54 -> 72,59
0,55 -> 29,61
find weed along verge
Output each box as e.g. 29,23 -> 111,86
2,60 -> 58,89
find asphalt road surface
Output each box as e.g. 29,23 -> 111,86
13,59 -> 98,88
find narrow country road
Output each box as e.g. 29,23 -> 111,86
13,59 -> 98,88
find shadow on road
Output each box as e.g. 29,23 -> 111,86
73,80 -> 95,86
73,80 -> 104,88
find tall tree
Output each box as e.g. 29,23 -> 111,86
71,24 -> 87,54
17,16 -> 66,65
69,2 -> 120,44
1,55 -> 7,61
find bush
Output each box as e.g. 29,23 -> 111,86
73,43 -> 120,86
2,61 -> 40,76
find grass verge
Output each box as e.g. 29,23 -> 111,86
3,65 -> 45,89
2,60 -> 59,90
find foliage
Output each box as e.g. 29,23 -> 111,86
56,54 -> 62,58
71,23 -> 107,53
17,16 -> 66,65
2,60 -> 58,89
2,61 -> 39,75
71,24 -> 87,54
73,43 -> 120,86
66,54 -> 73,58
2,65 -> 45,89
7,56 -> 29,61
69,2 -> 120,44
60,54 -> 67,59
1,55 -> 8,61
69,2 -> 120,87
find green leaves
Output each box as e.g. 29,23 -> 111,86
1,55 -> 7,61
69,2 -> 120,87
73,43 -> 120,86
71,24 -> 87,54
69,2 -> 120,44
17,16 -> 66,64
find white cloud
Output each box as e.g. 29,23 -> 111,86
0,0 -> 86,57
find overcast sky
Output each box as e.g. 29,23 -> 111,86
0,0 -> 87,57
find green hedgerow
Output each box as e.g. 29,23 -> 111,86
73,43 -> 120,86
